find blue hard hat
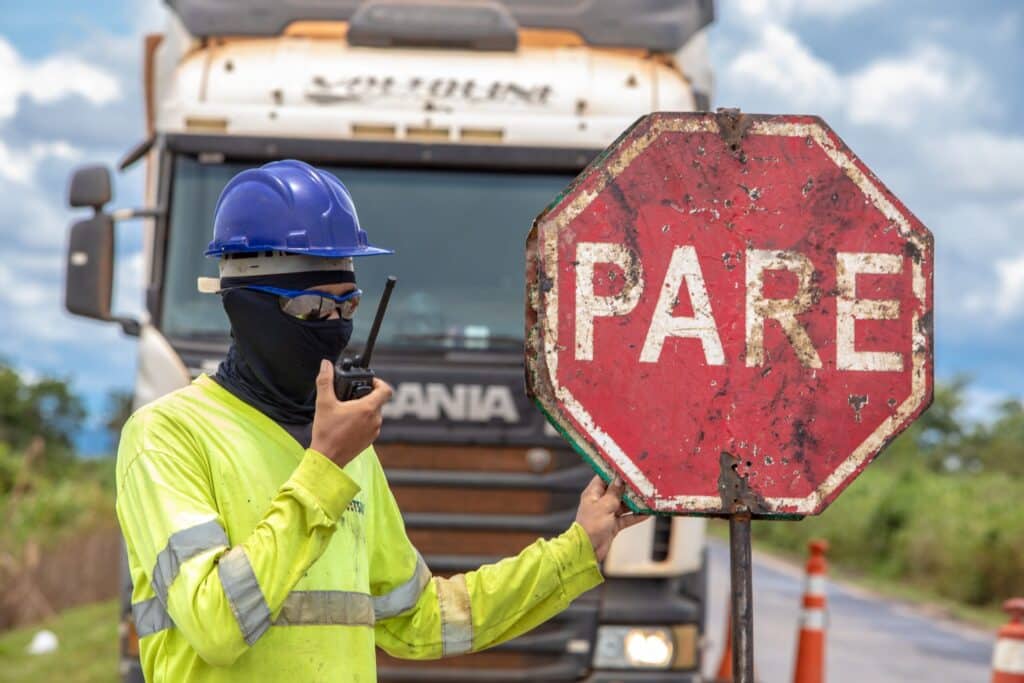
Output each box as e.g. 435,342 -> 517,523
206,159 -> 393,258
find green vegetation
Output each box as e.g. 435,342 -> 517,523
0,363 -> 85,474
0,444 -> 115,553
754,380 -> 1024,611
0,361 -> 119,633
0,362 -> 117,558
0,599 -> 118,683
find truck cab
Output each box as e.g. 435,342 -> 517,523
64,1 -> 715,680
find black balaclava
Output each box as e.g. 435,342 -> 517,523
213,269 -> 356,426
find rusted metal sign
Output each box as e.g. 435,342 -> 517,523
526,111 -> 934,517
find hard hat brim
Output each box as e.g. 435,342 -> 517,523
205,244 -> 394,258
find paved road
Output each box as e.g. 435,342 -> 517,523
703,538 -> 995,682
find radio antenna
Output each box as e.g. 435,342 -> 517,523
358,276 -> 396,368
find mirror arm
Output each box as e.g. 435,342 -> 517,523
118,135 -> 156,172
110,207 -> 166,221
112,316 -> 142,337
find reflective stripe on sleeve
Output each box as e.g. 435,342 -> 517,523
152,519 -> 229,605
373,552 -> 432,620
133,597 -> 174,637
276,591 -> 375,627
217,546 -> 272,645
131,589 -> 377,637
436,574 -> 473,656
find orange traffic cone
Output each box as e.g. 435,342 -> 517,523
792,540 -> 828,683
714,599 -> 733,682
992,598 -> 1024,683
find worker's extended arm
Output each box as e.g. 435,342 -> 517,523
367,453 -> 605,659
116,410 -> 360,667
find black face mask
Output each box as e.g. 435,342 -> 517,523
214,288 -> 353,425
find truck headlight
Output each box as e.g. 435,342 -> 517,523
593,626 -> 674,669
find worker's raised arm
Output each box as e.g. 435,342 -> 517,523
116,411 -> 359,666
368,458 -> 638,659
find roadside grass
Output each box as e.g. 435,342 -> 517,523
0,599 -> 118,683
707,457 -> 1019,632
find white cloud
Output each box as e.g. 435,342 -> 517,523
735,0 -> 881,22
846,45 -> 987,130
0,273 -> 51,310
928,131 -> 1024,195
938,198 -> 1024,320
724,23 -> 842,111
987,253 -> 1024,319
0,253 -> 72,336
0,138 -> 81,184
0,172 -> 72,249
932,198 -> 1024,260
0,36 -> 121,122
720,8 -> 991,134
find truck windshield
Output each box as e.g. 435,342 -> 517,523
162,155 -> 574,350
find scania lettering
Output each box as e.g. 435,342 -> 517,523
63,1 -> 715,680
384,383 -> 521,423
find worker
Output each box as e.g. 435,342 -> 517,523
115,159 -> 647,682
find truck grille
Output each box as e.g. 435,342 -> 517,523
376,444 -> 597,682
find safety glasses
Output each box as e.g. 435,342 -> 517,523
243,285 -> 362,321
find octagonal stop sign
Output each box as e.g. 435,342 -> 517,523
526,111 -> 933,517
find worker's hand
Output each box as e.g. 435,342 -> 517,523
574,475 -> 649,562
311,359 -> 393,468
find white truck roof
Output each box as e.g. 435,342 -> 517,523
159,35 -> 703,149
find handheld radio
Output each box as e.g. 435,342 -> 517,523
334,276 -> 396,401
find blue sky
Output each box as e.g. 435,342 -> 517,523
0,0 -> 1021,451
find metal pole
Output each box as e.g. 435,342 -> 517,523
729,511 -> 755,683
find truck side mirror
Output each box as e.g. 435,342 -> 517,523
68,164 -> 112,210
64,165 -> 140,335
65,214 -> 115,321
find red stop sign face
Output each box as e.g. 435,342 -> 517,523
526,113 -> 933,517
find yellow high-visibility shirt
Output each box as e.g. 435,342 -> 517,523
115,375 -> 603,682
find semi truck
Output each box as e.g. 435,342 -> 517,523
63,1 -> 715,680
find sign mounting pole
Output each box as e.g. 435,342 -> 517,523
729,509 -> 754,683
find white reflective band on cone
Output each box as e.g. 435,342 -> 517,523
805,574 -> 826,597
436,574 -> 473,656
994,640 -> 1024,674
800,608 -> 827,630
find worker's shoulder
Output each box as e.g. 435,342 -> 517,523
125,380 -> 214,430
118,382 -> 215,471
